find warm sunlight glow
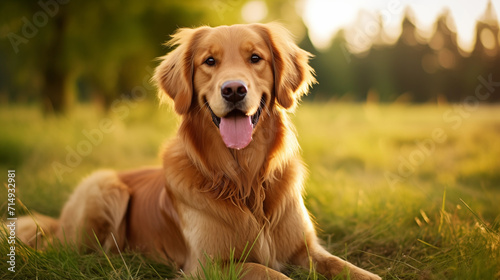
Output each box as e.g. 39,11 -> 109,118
302,0 -> 500,53
303,0 -> 361,49
241,0 -> 268,23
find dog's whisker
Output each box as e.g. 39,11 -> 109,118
191,101 -> 208,118
262,101 -> 271,118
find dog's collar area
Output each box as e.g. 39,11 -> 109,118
206,96 -> 265,129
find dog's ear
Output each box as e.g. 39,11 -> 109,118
254,23 -> 316,110
153,27 -> 207,115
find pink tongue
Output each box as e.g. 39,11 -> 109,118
219,115 -> 253,150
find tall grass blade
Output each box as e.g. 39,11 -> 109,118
460,198 -> 496,234
438,187 -> 447,234
111,232 -> 133,279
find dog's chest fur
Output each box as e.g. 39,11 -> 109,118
163,139 -> 309,271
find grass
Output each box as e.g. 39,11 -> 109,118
1,101 -> 499,279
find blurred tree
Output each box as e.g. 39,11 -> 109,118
366,15 -> 398,102
469,0 -> 500,102
42,7 -> 70,113
473,0 -> 499,58
390,9 -> 433,102
0,1 -> 48,104
430,10 -> 464,102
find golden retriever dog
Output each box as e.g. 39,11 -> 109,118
17,23 -> 380,279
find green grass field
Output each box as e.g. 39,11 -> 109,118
1,101 -> 499,279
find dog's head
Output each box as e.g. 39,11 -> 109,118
154,23 -> 315,150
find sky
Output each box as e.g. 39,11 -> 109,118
301,0 -> 500,52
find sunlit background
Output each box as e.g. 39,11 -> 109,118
302,0 -> 500,52
1,0 -> 500,110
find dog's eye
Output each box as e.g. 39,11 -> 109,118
204,57 -> 216,66
250,54 -> 261,64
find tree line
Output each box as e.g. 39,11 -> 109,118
305,3 -> 500,103
1,0 -> 499,116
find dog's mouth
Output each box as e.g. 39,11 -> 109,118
207,96 -> 265,150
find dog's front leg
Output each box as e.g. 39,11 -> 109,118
312,246 -> 381,280
238,263 -> 290,280
182,258 -> 290,279
291,238 -> 381,280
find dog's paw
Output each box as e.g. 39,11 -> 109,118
349,266 -> 382,280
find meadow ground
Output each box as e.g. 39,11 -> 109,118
1,101 -> 499,279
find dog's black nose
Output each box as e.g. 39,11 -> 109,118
221,80 -> 247,103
